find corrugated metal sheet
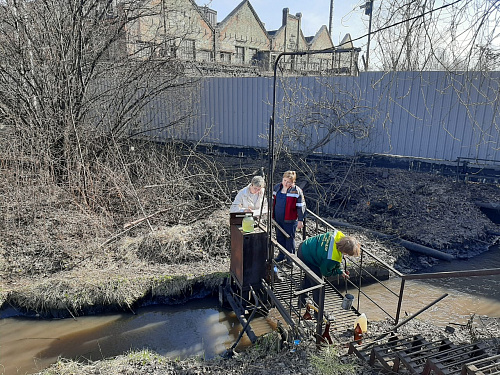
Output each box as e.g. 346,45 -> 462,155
148,71 -> 500,163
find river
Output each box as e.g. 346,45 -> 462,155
0,297 -> 273,375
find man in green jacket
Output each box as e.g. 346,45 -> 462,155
298,229 -> 360,307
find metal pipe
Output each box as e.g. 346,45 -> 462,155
394,278 -> 406,325
365,0 -> 373,70
272,219 -> 290,238
357,249 -> 364,311
229,287 -> 260,350
294,284 -> 324,296
403,268 -> 500,280
316,284 -> 325,345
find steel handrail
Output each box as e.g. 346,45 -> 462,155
306,208 -> 420,324
394,268 -> 500,324
305,208 -> 405,323
346,258 -> 400,298
306,209 -> 403,277
322,277 -> 393,319
304,209 -> 500,329
344,267 -> 400,299
269,235 -> 324,286
403,268 -> 500,280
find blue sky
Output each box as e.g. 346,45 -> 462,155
195,0 -> 370,46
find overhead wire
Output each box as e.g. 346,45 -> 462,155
350,0 -> 465,44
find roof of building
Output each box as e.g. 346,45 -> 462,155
218,0 -> 268,37
187,0 -> 215,32
306,25 -> 333,48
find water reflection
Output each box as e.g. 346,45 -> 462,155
0,297 -> 272,375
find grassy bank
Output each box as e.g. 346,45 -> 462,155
1,270 -> 227,318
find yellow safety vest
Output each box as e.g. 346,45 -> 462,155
326,230 -> 344,262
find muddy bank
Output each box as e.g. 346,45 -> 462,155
310,162 -> 500,259
0,274 -> 224,319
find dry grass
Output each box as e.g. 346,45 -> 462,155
5,270 -> 227,317
136,215 -> 230,264
0,140 -> 237,316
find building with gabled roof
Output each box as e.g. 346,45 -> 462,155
266,8 -> 309,71
216,0 -> 271,69
121,0 -> 360,75
124,0 -> 215,62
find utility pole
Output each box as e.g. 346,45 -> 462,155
329,0 -> 334,37
360,0 -> 374,70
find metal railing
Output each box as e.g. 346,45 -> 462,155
266,208 -> 500,344
397,269 -> 500,325
305,209 -> 405,322
267,233 -> 326,342
306,209 -> 500,327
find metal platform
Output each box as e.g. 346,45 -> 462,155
271,265 -> 360,333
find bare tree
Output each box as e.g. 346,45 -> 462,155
273,76 -> 373,159
371,0 -> 500,72
0,0 -> 202,207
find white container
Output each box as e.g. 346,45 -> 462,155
353,313 -> 368,333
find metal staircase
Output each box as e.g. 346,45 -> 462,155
271,263 -> 360,334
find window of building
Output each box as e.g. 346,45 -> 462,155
249,48 -> 258,62
220,52 -> 231,63
235,46 -> 244,64
179,39 -> 195,60
198,50 -> 212,62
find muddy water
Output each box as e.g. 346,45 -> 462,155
354,245 -> 500,326
0,297 -> 273,375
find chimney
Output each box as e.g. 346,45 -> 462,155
282,8 -> 289,27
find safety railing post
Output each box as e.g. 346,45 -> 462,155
357,248 -> 364,311
395,278 -> 406,326
316,284 -> 325,345
315,201 -> 319,233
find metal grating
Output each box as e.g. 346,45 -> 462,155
271,265 -> 359,333
348,334 -> 497,375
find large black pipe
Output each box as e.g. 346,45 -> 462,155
324,219 -> 456,261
